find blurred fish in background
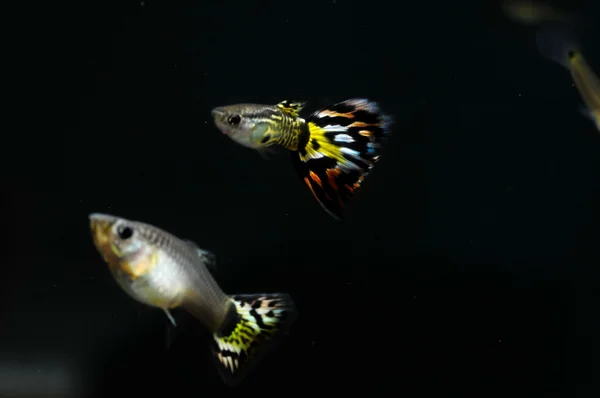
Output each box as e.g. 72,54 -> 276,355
500,0 -> 600,132
501,0 -> 573,25
535,24 -> 600,132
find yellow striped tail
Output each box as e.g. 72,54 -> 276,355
211,293 -> 297,387
291,98 -> 393,220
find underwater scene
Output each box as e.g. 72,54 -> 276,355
3,0 -> 600,396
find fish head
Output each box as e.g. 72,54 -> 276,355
89,213 -> 146,267
211,104 -> 277,149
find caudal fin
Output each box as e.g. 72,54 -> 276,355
211,293 -> 297,387
535,24 -> 581,68
292,98 -> 392,220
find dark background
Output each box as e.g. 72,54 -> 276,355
3,0 -> 600,396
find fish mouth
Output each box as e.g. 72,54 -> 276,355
89,213 -> 118,223
211,108 -> 231,136
211,107 -> 225,118
89,213 -> 117,247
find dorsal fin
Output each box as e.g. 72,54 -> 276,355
276,100 -> 306,117
185,240 -> 217,270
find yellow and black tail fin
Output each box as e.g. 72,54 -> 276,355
292,98 -> 393,220
211,293 -> 297,387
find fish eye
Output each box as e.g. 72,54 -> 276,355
117,225 -> 134,240
227,115 -> 241,126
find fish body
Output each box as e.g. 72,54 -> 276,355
502,0 -> 572,26
212,99 -> 392,220
89,213 -> 296,386
536,25 -> 600,132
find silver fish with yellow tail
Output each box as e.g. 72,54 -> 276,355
211,99 -> 393,220
89,213 -> 296,387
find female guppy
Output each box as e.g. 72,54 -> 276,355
89,213 -> 296,387
211,99 -> 393,220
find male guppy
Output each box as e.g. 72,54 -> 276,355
89,213 -> 296,387
212,99 -> 393,220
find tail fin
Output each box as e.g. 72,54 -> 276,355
292,98 -> 393,220
211,293 -> 297,387
535,24 -> 581,68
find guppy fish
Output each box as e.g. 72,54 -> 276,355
536,25 -> 600,132
502,0 -> 572,26
89,213 -> 296,387
211,99 -> 393,220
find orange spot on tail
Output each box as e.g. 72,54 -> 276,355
309,171 -> 323,187
304,176 -> 332,202
349,121 -> 378,128
304,176 -> 318,197
319,110 -> 356,119
325,168 -> 342,190
344,178 -> 362,193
